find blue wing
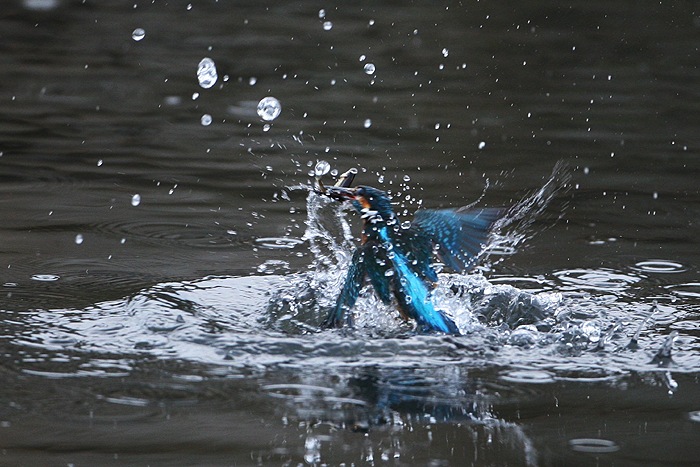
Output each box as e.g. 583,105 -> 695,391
323,246 -> 367,328
412,207 -> 502,272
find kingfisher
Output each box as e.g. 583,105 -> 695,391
320,176 -> 502,335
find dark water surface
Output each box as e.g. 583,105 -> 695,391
1,0 -> 699,465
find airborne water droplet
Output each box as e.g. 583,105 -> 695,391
478,141 -> 486,149
131,28 -> 145,41
197,57 -> 218,89
75,234 -> 84,245
314,160 -> 331,177
257,96 -> 282,121
323,21 -> 333,31
364,63 -> 376,74
363,118 -> 372,128
131,194 -> 141,206
200,114 -> 212,126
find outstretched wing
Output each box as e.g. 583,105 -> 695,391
412,207 -> 503,272
322,246 -> 367,328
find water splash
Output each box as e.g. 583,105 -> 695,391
486,161 -> 571,260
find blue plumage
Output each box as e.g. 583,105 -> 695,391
322,185 -> 502,335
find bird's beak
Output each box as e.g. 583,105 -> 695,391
324,186 -> 357,201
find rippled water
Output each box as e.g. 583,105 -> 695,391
1,0 -> 699,465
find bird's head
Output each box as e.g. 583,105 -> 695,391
325,185 -> 395,222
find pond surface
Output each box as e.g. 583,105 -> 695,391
1,0 -> 699,465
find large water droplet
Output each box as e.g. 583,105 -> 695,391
131,28 -> 145,41
363,63 -> 376,74
200,114 -> 212,126
197,57 -> 218,89
363,118 -> 372,128
257,96 -> 282,121
318,9 -> 325,18
323,21 -> 333,31
314,160 -> 331,177
131,194 -> 141,206
75,234 -> 84,245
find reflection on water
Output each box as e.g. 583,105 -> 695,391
1,0 -> 700,464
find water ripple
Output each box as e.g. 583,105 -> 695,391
632,259 -> 687,274
553,268 -> 640,292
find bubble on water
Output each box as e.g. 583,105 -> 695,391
363,118 -> 372,128
500,370 -> 555,384
314,160 -> 331,177
568,438 -> 619,453
323,21 -> 333,31
200,114 -> 212,126
478,141 -> 486,149
363,63 -> 376,74
131,194 -> 141,206
257,96 -> 282,121
75,234 -> 84,245
30,274 -> 60,282
197,57 -> 218,89
131,28 -> 145,41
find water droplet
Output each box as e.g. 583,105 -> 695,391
197,57 -> 218,89
363,118 -> 372,128
384,269 -> 395,277
359,54 -> 366,62
257,96 -> 282,121
478,141 -> 486,149
200,114 -> 212,126
323,21 -> 333,31
403,175 -> 411,182
75,234 -> 84,245
318,8 -> 325,18
131,194 -> 141,206
192,92 -> 200,100
314,160 -> 331,177
97,159 -> 103,167
248,76 -> 257,86
441,47 -> 449,57
363,63 -> 376,74
131,28 -> 145,41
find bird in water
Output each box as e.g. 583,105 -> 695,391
319,173 -> 503,335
